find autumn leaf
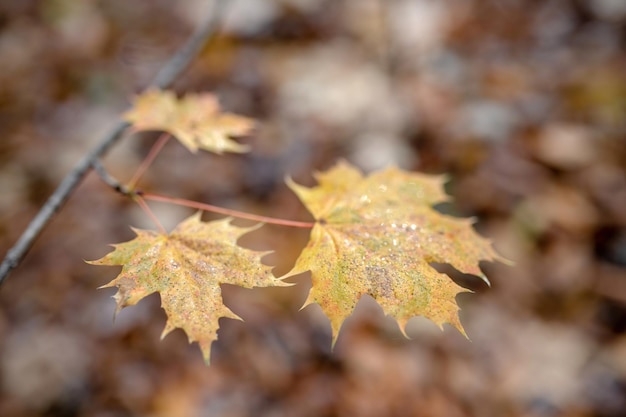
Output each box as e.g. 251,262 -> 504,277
89,213 -> 280,362
123,89 -> 255,154
281,161 -> 507,340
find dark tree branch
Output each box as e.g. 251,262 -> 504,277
0,1 -> 226,285
92,159 -> 129,196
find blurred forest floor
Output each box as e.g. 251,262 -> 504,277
1,1 -> 626,416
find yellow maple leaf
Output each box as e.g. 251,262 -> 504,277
281,161 -> 507,340
123,89 -> 254,154
89,213 -> 281,362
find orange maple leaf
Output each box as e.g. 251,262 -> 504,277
281,161 -> 508,340
123,89 -> 254,154
89,213 -> 282,362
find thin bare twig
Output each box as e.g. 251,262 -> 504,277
92,159 -> 130,196
0,1 -> 227,285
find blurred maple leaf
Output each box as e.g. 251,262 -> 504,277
124,89 -> 254,154
89,213 -> 281,362
281,161 -> 507,340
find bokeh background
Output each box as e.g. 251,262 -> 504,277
1,0 -> 626,416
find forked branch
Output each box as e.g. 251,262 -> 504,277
0,0 -> 227,285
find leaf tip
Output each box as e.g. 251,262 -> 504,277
227,142 -> 251,154
283,174 -> 298,191
478,273 -> 491,287
273,277 -> 295,287
498,254 -> 516,267
397,319 -> 410,339
455,324 -> 470,340
97,281 -> 115,290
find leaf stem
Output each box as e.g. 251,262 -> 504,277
128,133 -> 171,189
141,192 -> 315,228
134,196 -> 167,234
